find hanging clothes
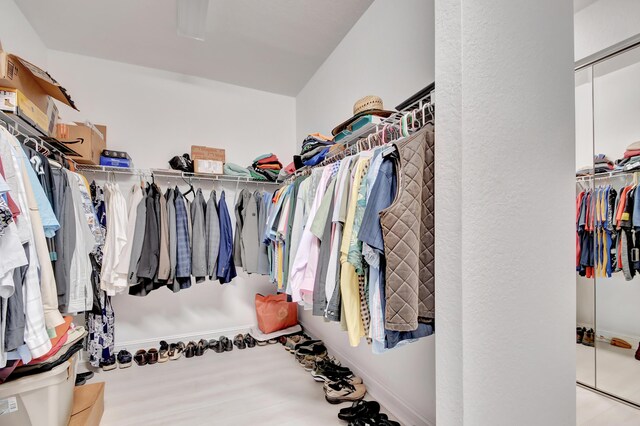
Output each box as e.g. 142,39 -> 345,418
206,190 -> 220,280
217,190 -> 236,284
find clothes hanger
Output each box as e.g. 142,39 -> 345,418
182,173 -> 195,199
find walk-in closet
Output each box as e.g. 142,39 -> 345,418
2,0 -> 640,425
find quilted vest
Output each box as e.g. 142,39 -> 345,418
380,125 -> 435,332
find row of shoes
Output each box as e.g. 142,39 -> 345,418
577,327 -> 595,347
281,335 -> 400,426
100,334 -> 260,370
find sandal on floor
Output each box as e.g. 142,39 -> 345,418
134,350 -> 148,366
147,348 -> 159,365
256,340 -> 268,346
244,334 -> 257,348
233,334 -> 246,350
185,341 -> 196,358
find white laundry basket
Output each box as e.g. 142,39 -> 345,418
0,355 -> 77,426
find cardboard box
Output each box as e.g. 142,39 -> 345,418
194,159 -> 223,174
68,382 -> 104,426
0,40 -> 77,123
0,87 -> 50,134
191,145 -> 225,162
62,122 -> 107,165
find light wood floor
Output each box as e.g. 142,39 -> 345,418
91,343 -> 393,425
577,386 -> 640,425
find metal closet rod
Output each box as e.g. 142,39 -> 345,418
77,165 -> 282,185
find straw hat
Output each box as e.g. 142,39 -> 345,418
331,95 -> 395,136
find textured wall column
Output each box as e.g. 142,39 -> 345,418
435,1 -> 576,425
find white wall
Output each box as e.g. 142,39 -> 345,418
0,0 -> 47,66
42,50 -> 296,346
575,0 -> 640,61
47,50 -> 296,170
295,1 -> 435,425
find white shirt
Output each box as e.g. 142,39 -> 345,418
100,182 -> 129,295
115,184 -> 143,279
65,171 -> 97,314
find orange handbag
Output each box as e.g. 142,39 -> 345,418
255,293 -> 298,334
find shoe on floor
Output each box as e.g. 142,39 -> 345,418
244,334 -> 257,348
209,339 -> 225,353
577,327 -> 585,344
338,400 -> 380,421
324,376 -> 363,391
100,355 -> 116,371
234,334 -> 247,350
75,376 -> 86,386
134,350 -> 148,366
582,329 -> 595,347
117,350 -> 133,368
196,339 -> 209,356
220,336 -> 233,352
168,342 -> 184,360
77,371 -> 94,381
185,342 -> 196,358
159,341 -> 170,362
635,343 -> 640,361
284,335 -> 305,352
325,380 -> 367,404
611,337 -> 632,349
256,340 -> 268,346
147,348 -> 159,365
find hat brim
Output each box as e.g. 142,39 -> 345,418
331,109 -> 395,136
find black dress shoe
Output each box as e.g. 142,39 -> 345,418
209,339 -> 224,353
219,336 -> 233,352
195,339 -> 208,356
185,342 -> 196,358
233,334 -> 247,350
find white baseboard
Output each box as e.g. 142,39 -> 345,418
113,324 -> 254,352
301,321 -> 434,426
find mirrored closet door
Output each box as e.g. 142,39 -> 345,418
576,42 -> 640,405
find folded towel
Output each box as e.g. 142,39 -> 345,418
224,163 -> 252,177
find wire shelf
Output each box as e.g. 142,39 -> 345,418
76,165 -> 282,185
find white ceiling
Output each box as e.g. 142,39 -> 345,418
15,0 -> 373,96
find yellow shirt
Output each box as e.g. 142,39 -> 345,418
339,156 -> 371,347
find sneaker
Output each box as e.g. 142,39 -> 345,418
100,355 -> 117,371
577,327 -> 585,344
324,376 -> 363,391
284,335 -> 306,352
324,380 -> 367,404
295,342 -> 327,363
233,334 -> 246,350
337,400 -> 380,422
312,363 -> 354,382
117,350 -> 133,368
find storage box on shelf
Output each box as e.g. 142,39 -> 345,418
0,40 -> 77,137
57,122 -> 107,165
191,145 -> 225,174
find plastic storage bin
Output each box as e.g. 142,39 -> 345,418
0,355 -> 76,426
